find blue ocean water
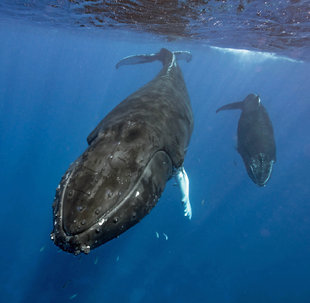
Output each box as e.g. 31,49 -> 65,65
0,19 -> 310,303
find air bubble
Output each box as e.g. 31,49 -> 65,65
95,209 -> 100,215
113,217 -> 119,223
81,219 -> 86,225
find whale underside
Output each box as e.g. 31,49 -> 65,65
51,48 -> 194,255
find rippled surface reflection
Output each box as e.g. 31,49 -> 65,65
0,0 -> 309,60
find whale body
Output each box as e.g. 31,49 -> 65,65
216,94 -> 276,187
51,48 -> 194,255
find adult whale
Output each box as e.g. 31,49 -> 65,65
51,48 -> 194,255
216,94 -> 276,187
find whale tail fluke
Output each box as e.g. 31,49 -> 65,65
116,48 -> 192,69
173,50 -> 192,63
116,52 -> 159,69
216,101 -> 244,113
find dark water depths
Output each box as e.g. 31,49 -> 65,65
0,1 -> 310,303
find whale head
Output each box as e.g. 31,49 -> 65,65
51,121 -> 172,255
246,152 -> 274,187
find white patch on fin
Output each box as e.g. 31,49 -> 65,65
175,167 -> 192,220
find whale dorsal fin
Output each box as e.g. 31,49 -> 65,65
216,101 -> 244,113
87,126 -> 100,145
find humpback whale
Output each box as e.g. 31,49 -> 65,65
216,94 -> 276,187
51,48 -> 194,255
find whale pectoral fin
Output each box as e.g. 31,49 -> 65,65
216,101 -> 244,113
175,167 -> 192,220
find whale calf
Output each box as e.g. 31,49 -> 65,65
51,48 -> 194,255
216,94 -> 276,186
